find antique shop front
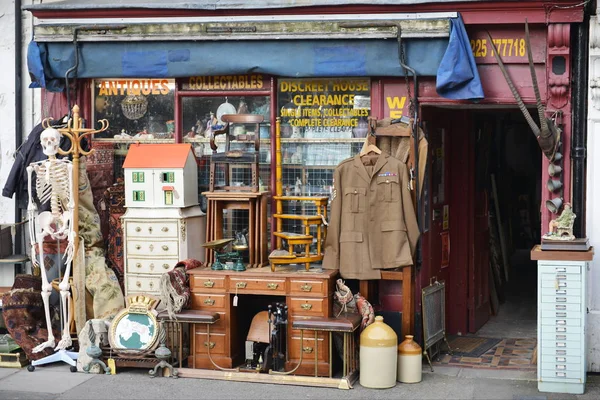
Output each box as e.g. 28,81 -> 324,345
19,0 -> 587,384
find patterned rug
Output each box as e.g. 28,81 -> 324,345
447,336 -> 503,357
433,338 -> 537,370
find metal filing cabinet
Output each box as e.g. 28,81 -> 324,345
535,248 -> 592,395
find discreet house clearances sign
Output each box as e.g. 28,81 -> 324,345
278,78 -> 370,133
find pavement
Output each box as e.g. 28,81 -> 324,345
1,363 -> 600,400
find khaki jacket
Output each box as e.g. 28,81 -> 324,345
323,153 -> 420,280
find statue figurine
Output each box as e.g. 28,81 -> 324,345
543,202 -> 576,240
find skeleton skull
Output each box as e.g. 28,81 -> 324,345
40,127 -> 61,156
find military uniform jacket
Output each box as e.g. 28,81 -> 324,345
323,153 -> 420,280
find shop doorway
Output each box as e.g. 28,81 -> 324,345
422,107 -> 541,345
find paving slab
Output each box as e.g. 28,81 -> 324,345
0,366 -> 94,394
0,368 -> 20,380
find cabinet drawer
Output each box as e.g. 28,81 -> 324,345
127,240 -> 179,257
126,257 -> 178,274
541,273 -> 580,282
540,287 -> 581,297
543,333 -> 580,343
126,221 -> 179,239
191,275 -> 226,292
289,297 -> 326,316
541,354 -> 581,366
541,280 -> 582,289
229,277 -> 286,295
540,369 -> 582,380
539,265 -> 581,274
126,275 -> 161,293
191,293 -> 227,310
193,332 -> 227,356
288,335 -> 328,362
540,303 -> 581,312
540,346 -> 582,357
541,317 -> 580,327
540,309 -> 582,320
289,279 -> 326,297
541,361 -> 581,373
541,295 -> 581,304
540,339 -> 581,350
541,325 -> 582,335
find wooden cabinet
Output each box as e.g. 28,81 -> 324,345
123,206 -> 206,297
188,268 -> 336,376
532,246 -> 593,395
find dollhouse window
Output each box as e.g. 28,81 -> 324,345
164,190 -> 174,205
162,172 -> 175,183
133,190 -> 145,201
132,172 -> 145,183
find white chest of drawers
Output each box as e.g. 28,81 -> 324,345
122,206 -> 206,297
534,247 -> 593,395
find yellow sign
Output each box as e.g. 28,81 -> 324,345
186,74 -> 265,91
386,96 -> 407,119
470,38 -> 526,58
98,79 -> 170,96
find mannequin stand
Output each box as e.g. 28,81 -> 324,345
28,349 -> 79,372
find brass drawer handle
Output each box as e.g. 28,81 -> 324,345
267,283 -> 278,290
161,227 -> 169,232
204,342 -> 215,349
301,303 -> 313,311
236,282 -> 247,289
135,245 -> 141,250
136,263 -> 142,268
162,245 -> 169,251
204,280 -> 215,288
204,298 -> 215,306
300,284 -> 312,292
135,227 -> 141,232
136,281 -> 141,288
303,346 -> 313,354
162,263 -> 169,269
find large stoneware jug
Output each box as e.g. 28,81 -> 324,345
359,315 -> 397,388
397,335 -> 422,383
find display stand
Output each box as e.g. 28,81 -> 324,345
203,191 -> 268,268
28,349 -> 79,372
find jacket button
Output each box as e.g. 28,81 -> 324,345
386,179 -> 389,183
354,190 -> 357,193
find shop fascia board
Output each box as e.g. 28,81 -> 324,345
32,13 -> 455,42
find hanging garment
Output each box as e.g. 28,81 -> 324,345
323,153 -> 420,280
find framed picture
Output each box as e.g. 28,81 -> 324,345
108,294 -> 160,356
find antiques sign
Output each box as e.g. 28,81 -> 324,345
278,78 -> 370,135
97,79 -> 171,96
182,74 -> 269,91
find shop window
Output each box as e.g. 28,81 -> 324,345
164,190 -> 174,205
162,172 -> 175,183
133,190 -> 145,201
132,171 -> 145,183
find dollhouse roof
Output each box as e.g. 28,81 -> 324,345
122,143 -> 193,169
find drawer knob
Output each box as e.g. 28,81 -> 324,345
162,227 -> 169,232
204,298 -> 215,306
236,282 -> 247,289
303,346 -> 313,354
301,303 -> 313,311
204,280 -> 215,288
163,263 -> 169,269
136,263 -> 142,268
148,227 -> 153,233
204,341 -> 215,349
267,283 -> 278,290
136,281 -> 141,288
135,227 -> 141,232
135,245 -> 141,250
149,282 -> 154,289
162,245 -> 169,251
300,284 -> 312,292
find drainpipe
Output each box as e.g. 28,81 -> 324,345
571,12 -> 589,238
14,0 -> 22,254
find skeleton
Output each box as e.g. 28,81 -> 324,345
26,126 -> 75,353
487,20 -> 561,161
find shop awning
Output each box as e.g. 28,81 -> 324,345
26,13 -> 484,100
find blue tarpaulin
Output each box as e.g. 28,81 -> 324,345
436,15 -> 484,100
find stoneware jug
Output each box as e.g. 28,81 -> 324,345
359,315 -> 397,389
397,335 -> 423,383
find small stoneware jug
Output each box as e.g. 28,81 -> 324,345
397,335 -> 422,383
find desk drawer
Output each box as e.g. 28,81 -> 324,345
127,240 -> 179,257
193,331 -> 226,356
289,279 -> 326,297
289,297 -> 327,316
126,274 -> 160,294
126,220 -> 179,239
126,257 -> 177,274
229,277 -> 286,295
288,334 -> 328,362
191,293 -> 227,310
191,275 -> 226,292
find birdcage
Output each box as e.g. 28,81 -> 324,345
121,94 -> 148,120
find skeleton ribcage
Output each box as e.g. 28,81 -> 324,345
35,161 -> 71,216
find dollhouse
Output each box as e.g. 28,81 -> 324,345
121,143 -> 205,297
122,143 -> 198,208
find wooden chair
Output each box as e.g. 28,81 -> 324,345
268,118 -> 329,272
209,114 -> 264,192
